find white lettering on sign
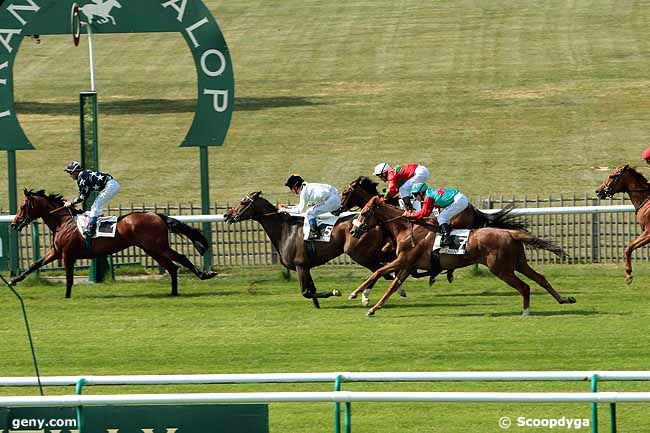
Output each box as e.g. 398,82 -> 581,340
0,236 -> 3,257
0,28 -> 22,54
141,428 -> 178,433
0,109 -> 11,117
184,16 -> 208,48
200,49 -> 225,77
7,0 -> 41,26
161,0 -> 187,22
0,60 -> 8,85
203,89 -> 228,112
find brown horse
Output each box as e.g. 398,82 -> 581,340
10,189 -> 217,297
596,164 -> 650,285
224,191 -> 393,308
349,196 -> 576,316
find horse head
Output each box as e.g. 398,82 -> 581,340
350,196 -> 382,238
596,164 -> 633,199
224,191 -> 266,223
339,176 -> 380,213
11,189 -> 65,231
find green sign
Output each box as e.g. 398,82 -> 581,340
0,222 -> 8,272
0,0 -> 234,149
1,404 -> 268,433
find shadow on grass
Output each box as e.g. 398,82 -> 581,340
15,96 -> 327,115
326,301 -> 499,310
89,290 -> 241,299
455,309 -> 599,318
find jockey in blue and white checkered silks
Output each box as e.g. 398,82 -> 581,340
63,161 -> 121,238
280,174 -> 341,240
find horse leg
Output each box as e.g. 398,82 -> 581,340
149,253 -> 180,296
367,267 -> 413,316
10,249 -> 59,286
63,254 -> 76,299
349,258 -> 404,304
163,249 -> 217,280
623,231 -> 650,285
490,268 -> 531,316
517,261 -> 576,305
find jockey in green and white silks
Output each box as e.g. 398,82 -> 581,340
406,183 -> 469,247
280,174 -> 341,240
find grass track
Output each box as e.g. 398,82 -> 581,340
3,263 -> 650,431
2,1 -> 650,205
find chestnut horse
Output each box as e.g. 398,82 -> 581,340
596,164 -> 650,284
349,196 -> 576,316
10,189 -> 217,297
224,191 -> 393,308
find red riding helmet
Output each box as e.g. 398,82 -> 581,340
643,148 -> 650,161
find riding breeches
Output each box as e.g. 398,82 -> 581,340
437,193 -> 469,226
398,165 -> 430,203
306,194 -> 341,220
90,179 -> 121,217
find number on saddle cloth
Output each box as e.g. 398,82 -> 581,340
433,229 -> 470,254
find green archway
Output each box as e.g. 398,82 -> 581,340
0,0 -> 235,274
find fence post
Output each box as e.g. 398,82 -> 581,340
591,374 -> 599,433
31,223 -> 40,277
591,198 -> 601,263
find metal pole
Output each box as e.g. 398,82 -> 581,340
75,378 -> 85,433
591,374 -> 599,433
7,150 -> 19,276
344,402 -> 351,433
31,223 -> 40,278
334,375 -> 342,433
85,24 -> 96,92
609,403 -> 616,433
199,146 -> 213,271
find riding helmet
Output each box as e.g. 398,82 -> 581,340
373,162 -> 390,177
643,148 -> 650,161
411,182 -> 428,196
64,161 -> 83,173
285,174 -> 304,189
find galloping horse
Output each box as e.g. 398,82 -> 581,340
10,189 -> 217,298
349,196 -> 576,316
596,164 -> 650,284
224,191 -> 393,308
81,0 -> 122,25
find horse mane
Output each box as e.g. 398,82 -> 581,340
623,165 -> 650,186
354,176 -> 379,195
25,189 -> 65,205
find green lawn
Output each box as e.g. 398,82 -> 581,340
3,263 -> 650,432
2,0 -> 650,206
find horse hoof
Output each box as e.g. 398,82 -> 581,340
625,276 -> 633,285
399,290 -> 407,298
567,296 -> 576,304
521,308 -> 530,317
332,289 -> 342,297
362,299 -> 369,307
348,293 -> 357,300
366,310 -> 375,316
203,271 -> 218,280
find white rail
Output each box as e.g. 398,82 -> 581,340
0,215 -> 226,223
2,371 -> 650,387
1,391 -> 650,407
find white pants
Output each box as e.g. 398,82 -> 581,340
398,165 -> 430,207
90,179 -> 121,217
306,194 -> 341,220
437,193 -> 469,225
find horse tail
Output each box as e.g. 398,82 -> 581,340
509,230 -> 569,260
157,214 -> 209,256
473,203 -> 529,231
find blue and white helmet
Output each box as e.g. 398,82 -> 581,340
64,161 -> 82,173
373,162 -> 390,177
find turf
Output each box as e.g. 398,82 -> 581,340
2,263 -> 650,432
2,0 -> 650,206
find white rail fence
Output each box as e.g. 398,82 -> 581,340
1,371 -> 649,433
0,202 -> 645,270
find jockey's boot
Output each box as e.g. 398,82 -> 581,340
439,223 -> 453,248
84,216 -> 98,238
308,218 -> 320,240
402,196 -> 415,210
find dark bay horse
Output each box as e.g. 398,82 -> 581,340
596,164 -> 650,284
10,189 -> 217,297
349,196 -> 576,316
224,191 -> 392,308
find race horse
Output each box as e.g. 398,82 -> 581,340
349,196 -> 576,316
81,0 -> 122,25
596,164 -> 650,284
224,191 -> 393,308
9,189 -> 217,298
338,176 -> 529,302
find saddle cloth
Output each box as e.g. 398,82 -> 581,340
288,211 -> 358,242
75,213 -> 118,238
433,229 -> 470,255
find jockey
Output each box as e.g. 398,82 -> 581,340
373,162 -> 430,210
280,174 -> 341,240
643,148 -> 650,165
63,161 -> 121,238
405,182 -> 469,248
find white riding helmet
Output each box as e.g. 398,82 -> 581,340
373,162 -> 390,177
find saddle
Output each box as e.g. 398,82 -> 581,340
75,213 -> 118,239
433,229 -> 470,255
287,211 -> 357,242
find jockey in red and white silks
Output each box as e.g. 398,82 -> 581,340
373,162 -> 430,209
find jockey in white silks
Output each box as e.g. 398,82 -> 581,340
280,174 -> 341,240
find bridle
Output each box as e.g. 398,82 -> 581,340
230,194 -> 255,222
599,170 -> 624,199
11,197 -> 33,230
